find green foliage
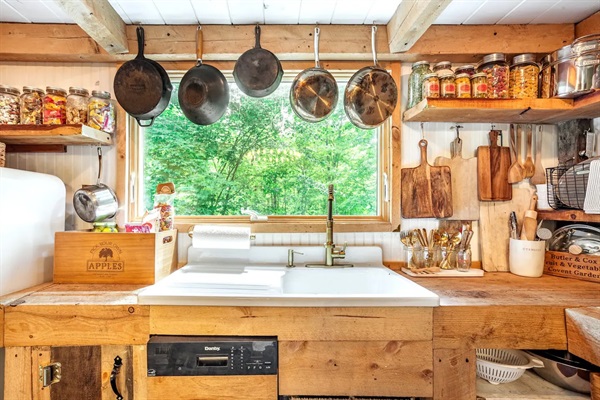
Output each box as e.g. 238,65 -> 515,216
143,80 -> 378,216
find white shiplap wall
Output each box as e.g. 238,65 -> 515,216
1,62 -> 579,264
1,62 -> 118,231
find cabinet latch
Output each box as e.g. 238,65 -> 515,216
39,362 -> 61,387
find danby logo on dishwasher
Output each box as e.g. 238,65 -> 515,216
86,241 -> 125,272
204,346 -> 221,351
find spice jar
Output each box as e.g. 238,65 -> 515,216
66,87 -> 89,124
0,85 -> 20,124
20,87 -> 44,125
422,73 -> 440,98
471,73 -> 489,98
43,87 -> 67,124
477,53 -> 510,98
88,90 -> 115,133
438,71 -> 456,98
433,61 -> 453,76
539,54 -> 553,99
407,61 -> 432,109
455,65 -> 476,77
509,54 -> 539,99
455,73 -> 472,98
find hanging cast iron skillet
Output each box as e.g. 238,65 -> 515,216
344,26 -> 398,129
178,27 -> 229,125
113,26 -> 172,127
233,25 -> 283,98
290,27 -> 338,122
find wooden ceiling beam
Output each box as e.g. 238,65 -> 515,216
386,0 -> 453,53
54,0 -> 128,54
575,10 -> 600,38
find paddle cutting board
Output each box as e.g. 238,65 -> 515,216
478,129 -> 512,201
434,138 -> 479,220
479,185 -> 535,271
401,139 -> 453,218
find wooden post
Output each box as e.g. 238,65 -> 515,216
433,348 -> 477,399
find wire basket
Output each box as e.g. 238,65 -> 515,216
476,349 -> 543,385
546,160 -> 593,210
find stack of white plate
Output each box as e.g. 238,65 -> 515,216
583,159 -> 600,213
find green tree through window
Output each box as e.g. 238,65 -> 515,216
142,77 -> 378,216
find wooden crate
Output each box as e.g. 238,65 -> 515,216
54,230 -> 177,284
544,251 -> 600,283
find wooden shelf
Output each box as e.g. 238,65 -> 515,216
0,124 -> 112,146
403,91 -> 600,124
477,371 -> 589,399
537,209 -> 600,223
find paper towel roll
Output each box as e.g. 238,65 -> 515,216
192,225 -> 251,249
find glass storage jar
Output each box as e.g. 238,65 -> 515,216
422,73 -> 440,98
538,54 -> 553,98
43,87 -> 67,124
456,73 -> 472,98
455,64 -> 476,77
410,246 -> 442,269
66,87 -> 89,124
509,54 -> 539,99
471,72 -> 488,98
20,87 -> 44,124
439,71 -> 456,98
407,61 -> 432,109
433,61 -> 453,76
88,90 -> 115,133
477,53 -> 510,98
0,85 -> 20,124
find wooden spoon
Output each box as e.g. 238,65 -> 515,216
508,124 -> 525,183
523,124 -> 535,179
531,125 -> 546,185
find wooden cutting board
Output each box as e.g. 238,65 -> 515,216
434,137 -> 479,220
479,185 -> 535,271
478,129 -> 512,201
401,139 -> 453,218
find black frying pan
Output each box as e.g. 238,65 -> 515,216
178,27 -> 229,125
290,27 -> 338,122
233,25 -> 283,98
114,27 -> 172,127
344,26 -> 398,129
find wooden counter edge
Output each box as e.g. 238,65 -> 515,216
566,307 -> 600,366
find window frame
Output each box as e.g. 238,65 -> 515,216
124,60 -> 402,233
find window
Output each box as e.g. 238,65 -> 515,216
128,67 -> 397,231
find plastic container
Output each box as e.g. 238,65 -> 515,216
66,87 -> 89,124
422,73 -> 440,98
407,61 -> 431,109
439,72 -> 456,98
455,73 -> 471,98
20,87 -> 44,124
477,53 -> 510,98
471,73 -> 488,98
43,86 -> 67,124
510,54 -> 539,99
476,349 -> 544,384
88,90 -> 115,133
509,238 -> 546,277
0,85 -> 20,124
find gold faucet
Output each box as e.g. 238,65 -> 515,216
325,184 -> 347,266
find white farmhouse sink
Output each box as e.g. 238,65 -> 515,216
137,246 -> 439,307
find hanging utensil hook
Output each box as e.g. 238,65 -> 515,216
314,26 -> 320,69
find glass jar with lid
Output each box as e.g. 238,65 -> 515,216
20,87 -> 44,124
407,61 -> 432,109
43,86 -> 67,124
0,85 -> 21,124
509,54 -> 539,99
433,61 -> 453,76
456,73 -> 471,98
471,73 -> 489,98
88,90 -> 115,133
455,65 -> 476,77
477,53 -> 510,98
438,71 -> 456,98
538,54 -> 553,98
66,87 -> 89,124
422,73 -> 440,98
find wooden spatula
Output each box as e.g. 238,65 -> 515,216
531,125 -> 546,185
508,124 -> 524,184
523,124 -> 535,179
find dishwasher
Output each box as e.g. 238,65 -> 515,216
146,335 -> 278,399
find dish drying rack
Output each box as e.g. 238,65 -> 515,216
545,161 -> 591,210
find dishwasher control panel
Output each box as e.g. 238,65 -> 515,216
147,335 -> 277,376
